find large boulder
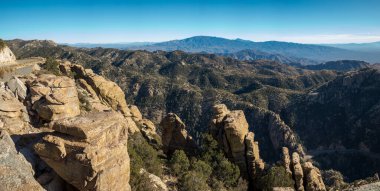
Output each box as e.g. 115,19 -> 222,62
0,130 -> 44,191
34,111 -> 131,191
160,113 -> 197,154
245,132 -> 265,181
6,76 -> 27,100
0,46 -> 16,64
302,162 -> 326,191
28,74 -> 80,121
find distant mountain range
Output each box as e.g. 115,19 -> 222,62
323,41 -> 380,52
64,36 -> 380,64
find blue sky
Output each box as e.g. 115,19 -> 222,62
1,0 -> 380,43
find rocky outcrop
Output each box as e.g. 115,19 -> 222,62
283,149 -> 326,191
292,152 -> 305,191
268,112 -> 305,157
209,104 -> 264,180
0,130 -> 44,191
6,76 -> 27,100
139,168 -> 168,191
245,132 -> 265,181
302,162 -> 326,191
0,82 -> 30,134
69,64 -> 132,116
28,74 -> 80,121
34,111 -> 131,191
160,113 -> 197,154
282,147 -> 292,175
0,46 -> 16,63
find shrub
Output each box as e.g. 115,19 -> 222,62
170,150 -> 190,176
257,165 -> 295,191
0,39 -> 6,50
180,171 -> 211,191
44,57 -> 61,75
190,159 -> 212,178
128,133 -> 164,190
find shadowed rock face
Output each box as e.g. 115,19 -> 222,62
160,113 -> 197,155
209,104 -> 265,181
0,130 -> 44,191
34,111 -> 131,191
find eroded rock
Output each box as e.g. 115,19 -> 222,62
160,113 -> 197,154
34,111 -> 131,191
28,74 -> 80,121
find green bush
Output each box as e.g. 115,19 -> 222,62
180,171 -> 211,191
170,150 -> 190,176
0,39 -> 6,49
44,57 -> 61,75
128,133 -> 164,190
257,165 -> 295,191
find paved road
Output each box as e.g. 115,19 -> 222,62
0,57 -> 45,81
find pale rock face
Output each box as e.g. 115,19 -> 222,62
0,82 -> 30,134
139,168 -> 168,191
0,130 -> 44,191
129,105 -> 143,121
302,162 -> 326,191
0,46 -> 16,64
6,76 -> 27,100
28,74 -> 80,121
292,152 -> 305,191
160,113 -> 197,154
34,111 -> 131,191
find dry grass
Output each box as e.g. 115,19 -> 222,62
0,66 -> 15,78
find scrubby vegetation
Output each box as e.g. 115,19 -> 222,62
0,39 -> 6,50
257,165 -> 295,190
43,57 -> 61,75
168,134 -> 248,191
128,133 -> 165,191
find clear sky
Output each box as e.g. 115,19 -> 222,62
1,0 -> 380,43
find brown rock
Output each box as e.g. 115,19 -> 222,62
282,147 -> 292,175
0,130 -> 44,191
245,132 -> 265,180
70,64 -> 132,117
28,74 -> 80,121
303,162 -> 326,191
129,105 -> 143,121
209,104 -> 230,138
34,111 -> 131,191
292,152 -> 305,191
160,113 -> 197,154
223,110 -> 249,173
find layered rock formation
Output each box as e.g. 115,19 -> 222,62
27,74 -> 81,121
0,82 -> 30,134
160,113 -> 197,154
209,104 -> 265,180
34,111 -> 131,191
281,147 -> 326,191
